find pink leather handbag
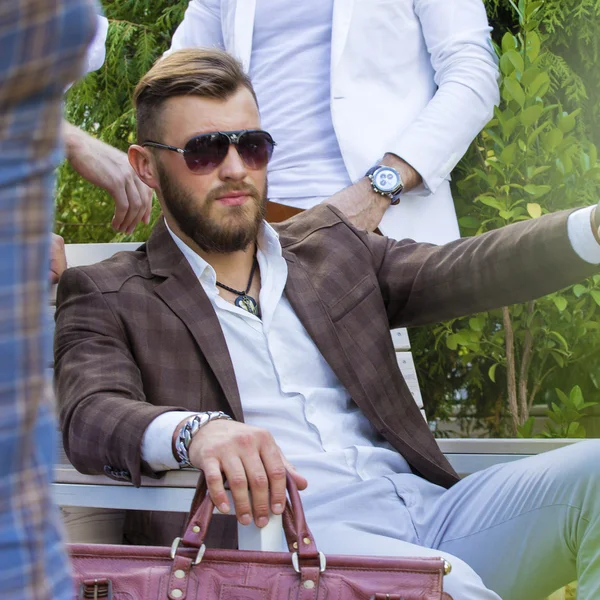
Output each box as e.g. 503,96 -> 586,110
69,474 -> 452,599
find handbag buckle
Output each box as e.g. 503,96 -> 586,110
79,578 -> 113,599
170,536 -> 206,566
292,551 -> 326,574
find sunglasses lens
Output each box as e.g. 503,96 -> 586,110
237,131 -> 275,169
183,134 -> 229,173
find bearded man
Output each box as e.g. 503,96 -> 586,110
56,48 -> 600,600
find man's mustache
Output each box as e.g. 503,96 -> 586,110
207,183 -> 261,203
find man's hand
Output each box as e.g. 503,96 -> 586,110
188,420 -> 307,528
63,121 -> 153,234
50,233 -> 67,284
326,153 -> 422,232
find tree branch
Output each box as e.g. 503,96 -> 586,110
518,301 -> 536,424
503,306 -> 519,435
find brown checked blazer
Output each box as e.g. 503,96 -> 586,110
55,204 -> 598,546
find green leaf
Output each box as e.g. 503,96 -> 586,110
527,72 -> 550,98
521,105 -> 544,128
570,385 -> 584,407
500,143 -> 518,165
488,363 -> 498,383
521,67 -> 541,88
542,128 -> 564,151
459,216 -> 480,229
502,32 -> 518,53
505,50 -> 524,74
446,334 -> 458,351
469,316 -> 484,332
558,113 -> 577,134
573,284 -> 587,298
524,184 -> 551,198
526,203 -> 542,218
477,196 -> 505,211
590,290 -> 600,307
550,330 -> 569,350
504,79 -> 526,108
552,296 -> 568,312
517,416 -> 536,438
526,31 -> 541,62
550,351 -> 565,368
500,53 -> 516,77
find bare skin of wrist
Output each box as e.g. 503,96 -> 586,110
186,419 -> 307,528
325,153 -> 422,232
62,119 -> 153,233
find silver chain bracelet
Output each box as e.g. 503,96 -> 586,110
174,411 -> 232,468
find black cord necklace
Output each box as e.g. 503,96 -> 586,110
215,254 -> 260,317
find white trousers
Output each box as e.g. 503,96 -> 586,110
300,441 -> 600,599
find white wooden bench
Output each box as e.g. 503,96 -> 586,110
51,243 -> 582,558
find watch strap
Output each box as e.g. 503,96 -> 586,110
174,411 -> 232,468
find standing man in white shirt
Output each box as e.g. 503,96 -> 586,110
167,0 -> 500,242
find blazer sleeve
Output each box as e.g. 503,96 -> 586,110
390,0 -> 500,194
365,209 -> 599,328
166,0 -> 224,55
54,267 -> 186,486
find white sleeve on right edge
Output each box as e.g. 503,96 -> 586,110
141,411 -> 199,472
567,206 -> 600,265
84,14 -> 109,74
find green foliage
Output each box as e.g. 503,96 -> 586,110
56,1 -> 187,243
518,385 -> 600,438
419,0 -> 600,436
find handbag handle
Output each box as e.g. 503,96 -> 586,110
180,472 -> 321,562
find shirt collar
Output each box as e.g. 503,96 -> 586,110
164,217 -> 282,291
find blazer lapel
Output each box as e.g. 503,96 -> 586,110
283,251 -> 369,406
331,0 -> 355,73
146,221 -> 244,422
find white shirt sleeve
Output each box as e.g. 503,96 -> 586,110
141,411 -> 198,471
84,14 -> 109,74
166,0 -> 224,57
567,206 -> 600,264
390,0 -> 500,195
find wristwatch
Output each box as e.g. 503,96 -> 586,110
173,411 -> 232,468
365,164 -> 404,205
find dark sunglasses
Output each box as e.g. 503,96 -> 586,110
142,129 -> 276,174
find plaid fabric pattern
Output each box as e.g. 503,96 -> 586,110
0,1 -> 96,598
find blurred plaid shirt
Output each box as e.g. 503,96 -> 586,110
0,1 -> 97,597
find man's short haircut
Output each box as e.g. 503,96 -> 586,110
133,48 -> 258,143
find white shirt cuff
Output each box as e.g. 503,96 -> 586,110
141,411 -> 198,472
567,206 -> 600,264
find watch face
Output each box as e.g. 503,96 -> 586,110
374,167 -> 401,193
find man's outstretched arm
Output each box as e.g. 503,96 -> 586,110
363,205 -> 600,329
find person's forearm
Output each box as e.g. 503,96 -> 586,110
62,119 -> 86,161
325,153 -> 422,232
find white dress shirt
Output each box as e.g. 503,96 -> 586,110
142,207 -> 600,487
248,0 -> 352,205
143,219 -> 413,493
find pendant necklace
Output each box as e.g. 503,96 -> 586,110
215,254 -> 260,317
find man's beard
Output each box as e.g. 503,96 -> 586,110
157,163 -> 267,254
